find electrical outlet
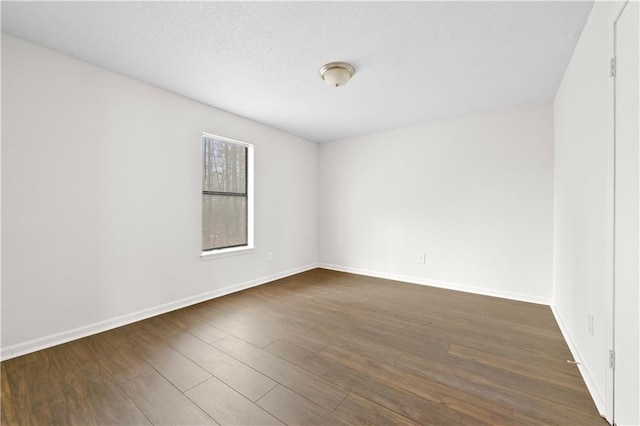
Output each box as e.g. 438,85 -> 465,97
418,253 -> 426,264
588,313 -> 594,336
267,251 -> 274,262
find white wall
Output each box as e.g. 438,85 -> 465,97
553,1 -> 639,424
318,103 -> 554,303
1,34 -> 318,358
552,1 -> 619,415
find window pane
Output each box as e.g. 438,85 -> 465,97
202,194 -> 247,250
203,137 -> 246,193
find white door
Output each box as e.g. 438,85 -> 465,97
613,1 -> 639,425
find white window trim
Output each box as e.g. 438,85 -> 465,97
201,246 -> 255,261
200,132 -> 254,260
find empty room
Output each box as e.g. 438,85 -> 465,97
1,1 -> 639,425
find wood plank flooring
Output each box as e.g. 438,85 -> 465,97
1,268 -> 606,425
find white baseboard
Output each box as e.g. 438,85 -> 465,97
550,305 -> 606,417
0,263 -> 318,361
318,263 -> 550,305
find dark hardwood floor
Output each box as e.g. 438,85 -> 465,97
1,268 -> 606,425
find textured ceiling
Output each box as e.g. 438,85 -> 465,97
1,1 -> 593,143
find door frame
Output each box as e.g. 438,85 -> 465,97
607,1 -> 633,424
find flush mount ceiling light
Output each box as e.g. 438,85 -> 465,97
319,61 -> 356,87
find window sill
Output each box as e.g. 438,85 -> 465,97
201,246 -> 255,261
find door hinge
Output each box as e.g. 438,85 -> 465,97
610,57 -> 616,77
609,350 -> 615,369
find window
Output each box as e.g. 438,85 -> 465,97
201,133 -> 253,256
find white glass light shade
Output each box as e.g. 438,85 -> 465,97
322,67 -> 351,87
320,62 -> 355,87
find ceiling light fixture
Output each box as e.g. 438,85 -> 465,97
319,61 -> 356,87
